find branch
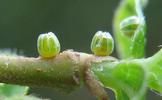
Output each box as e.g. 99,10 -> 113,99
0,50 -> 116,100
0,49 -> 162,100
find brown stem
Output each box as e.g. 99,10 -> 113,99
0,50 -> 116,99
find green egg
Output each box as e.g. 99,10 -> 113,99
91,31 -> 114,56
37,32 -> 60,58
120,16 -> 140,37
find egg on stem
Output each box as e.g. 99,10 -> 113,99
37,32 -> 60,58
91,31 -> 114,56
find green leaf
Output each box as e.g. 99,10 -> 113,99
91,60 -> 147,100
0,84 -> 29,97
143,49 -> 162,94
113,0 -> 148,59
91,49 -> 162,99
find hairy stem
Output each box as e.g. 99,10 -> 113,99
0,50 -> 88,92
0,50 -> 112,100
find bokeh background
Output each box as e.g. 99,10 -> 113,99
0,0 -> 161,100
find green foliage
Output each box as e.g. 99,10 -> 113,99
0,84 -> 28,97
91,59 -> 147,100
144,49 -> 162,94
91,0 -> 162,100
113,0 -> 147,59
91,49 -> 162,100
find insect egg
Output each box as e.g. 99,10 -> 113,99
37,32 -> 60,58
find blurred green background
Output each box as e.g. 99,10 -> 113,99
0,0 -> 161,100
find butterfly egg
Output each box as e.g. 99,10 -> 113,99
91,31 -> 114,56
37,32 -> 60,58
120,16 -> 140,37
